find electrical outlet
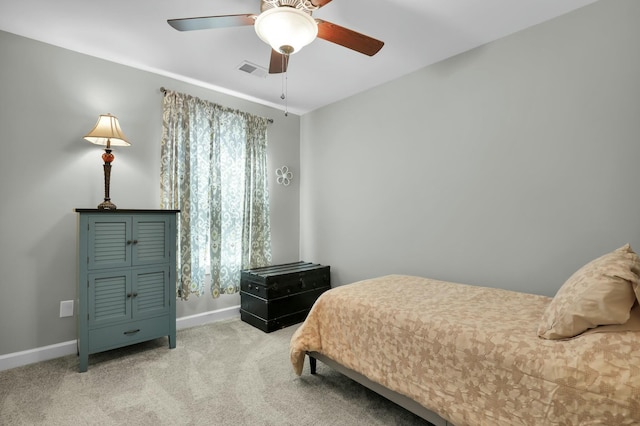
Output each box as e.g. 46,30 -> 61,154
60,300 -> 74,318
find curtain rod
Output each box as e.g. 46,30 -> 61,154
160,87 -> 274,124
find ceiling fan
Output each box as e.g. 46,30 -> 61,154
168,0 -> 384,74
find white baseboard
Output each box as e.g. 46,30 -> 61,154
176,305 -> 240,330
0,305 -> 240,372
0,340 -> 78,373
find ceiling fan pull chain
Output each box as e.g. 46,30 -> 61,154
284,67 -> 289,116
281,54 -> 289,116
280,52 -> 285,100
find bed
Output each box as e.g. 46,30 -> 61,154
290,245 -> 640,426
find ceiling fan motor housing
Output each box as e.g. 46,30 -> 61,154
260,0 -> 319,13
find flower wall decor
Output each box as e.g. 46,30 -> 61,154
276,166 -> 293,186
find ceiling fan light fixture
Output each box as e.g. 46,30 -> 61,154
254,7 -> 318,55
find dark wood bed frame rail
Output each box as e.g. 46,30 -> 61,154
307,351 -> 454,426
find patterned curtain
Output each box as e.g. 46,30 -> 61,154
160,90 -> 272,299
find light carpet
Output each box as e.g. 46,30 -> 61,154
0,318 -> 432,425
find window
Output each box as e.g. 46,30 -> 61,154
160,90 -> 272,299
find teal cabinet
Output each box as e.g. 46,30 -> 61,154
76,209 -> 179,372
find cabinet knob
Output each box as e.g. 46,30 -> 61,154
126,240 -> 139,245
127,293 -> 132,298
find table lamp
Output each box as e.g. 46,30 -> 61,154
83,113 -> 131,210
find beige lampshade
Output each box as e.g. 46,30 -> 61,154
84,113 -> 131,147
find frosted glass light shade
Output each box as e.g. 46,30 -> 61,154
84,113 -> 131,147
254,7 -> 318,54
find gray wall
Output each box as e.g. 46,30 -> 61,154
300,0 -> 640,296
0,30 -> 300,356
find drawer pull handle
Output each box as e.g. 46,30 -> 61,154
124,329 -> 140,335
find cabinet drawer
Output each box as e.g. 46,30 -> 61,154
88,315 -> 170,354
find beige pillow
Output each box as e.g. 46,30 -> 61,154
537,244 -> 640,340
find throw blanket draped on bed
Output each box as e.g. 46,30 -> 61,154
290,275 -> 640,426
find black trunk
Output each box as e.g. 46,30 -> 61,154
240,261 -> 330,332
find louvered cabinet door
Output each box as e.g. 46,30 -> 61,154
132,216 -> 171,266
132,265 -> 170,319
87,216 -> 132,270
87,270 -> 131,327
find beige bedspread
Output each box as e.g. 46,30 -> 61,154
290,275 -> 640,426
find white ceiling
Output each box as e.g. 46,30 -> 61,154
0,0 -> 596,115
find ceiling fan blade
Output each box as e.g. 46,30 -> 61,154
316,20 -> 384,56
269,49 -> 289,74
168,14 -> 256,32
310,0 -> 333,7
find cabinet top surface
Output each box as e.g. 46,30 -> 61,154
75,208 -> 180,214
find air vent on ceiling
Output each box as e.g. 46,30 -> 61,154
237,61 -> 268,78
